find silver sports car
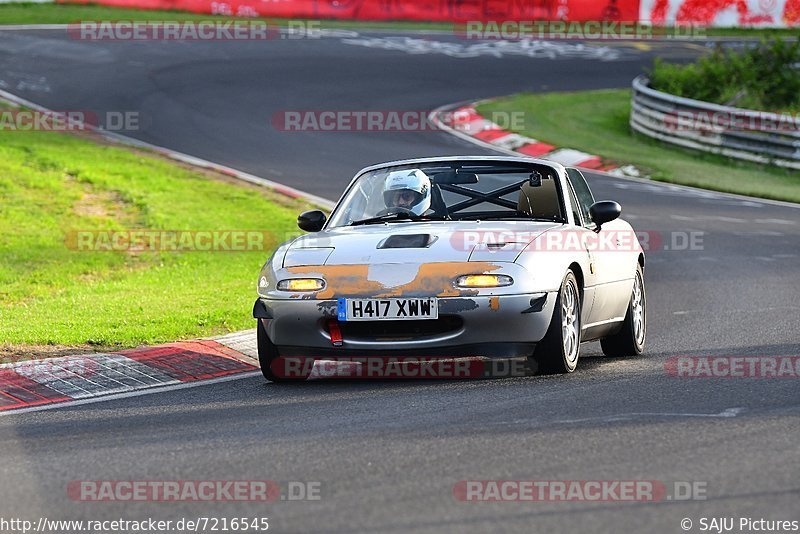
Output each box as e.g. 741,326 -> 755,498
254,156 -> 646,382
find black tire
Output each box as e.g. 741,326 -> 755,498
257,320 -> 312,382
529,270 -> 582,374
600,264 -> 646,356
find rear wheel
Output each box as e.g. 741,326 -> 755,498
600,264 -> 646,356
257,320 -> 312,382
529,270 -> 581,374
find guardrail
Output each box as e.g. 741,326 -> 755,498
630,75 -> 800,170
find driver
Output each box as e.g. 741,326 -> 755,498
382,169 -> 432,216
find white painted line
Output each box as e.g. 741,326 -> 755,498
0,371 -> 262,417
670,214 -> 748,223
549,407 -> 747,424
484,407 -> 747,426
0,24 -> 63,30
711,216 -> 747,223
754,218 -> 797,225
733,231 -> 785,236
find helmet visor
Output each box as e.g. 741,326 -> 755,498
385,189 -> 422,208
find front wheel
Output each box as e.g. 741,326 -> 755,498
257,320 -> 312,382
529,270 -> 582,374
600,264 -> 646,356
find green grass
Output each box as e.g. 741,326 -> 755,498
0,118 -> 309,350
477,90 -> 800,203
0,3 -> 796,37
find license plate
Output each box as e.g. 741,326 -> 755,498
338,298 -> 438,321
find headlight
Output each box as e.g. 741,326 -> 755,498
455,274 -> 513,288
277,278 -> 326,292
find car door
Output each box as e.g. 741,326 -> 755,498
565,168 -> 631,327
561,170 -> 598,327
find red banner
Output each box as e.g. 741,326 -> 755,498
58,0 -> 642,23
58,0 -> 800,26
641,0 -> 800,26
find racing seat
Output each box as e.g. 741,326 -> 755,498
518,178 -> 563,221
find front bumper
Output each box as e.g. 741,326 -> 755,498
254,292 -> 555,359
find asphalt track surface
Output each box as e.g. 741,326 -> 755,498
0,29 -> 798,533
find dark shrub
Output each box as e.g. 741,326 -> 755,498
649,37 -> 800,112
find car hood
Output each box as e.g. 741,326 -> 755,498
283,220 -> 559,266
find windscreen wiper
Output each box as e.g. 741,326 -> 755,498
349,212 -> 416,226
349,213 -> 448,226
456,214 -> 565,223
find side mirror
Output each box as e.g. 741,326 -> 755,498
589,201 -> 621,230
298,210 -> 327,232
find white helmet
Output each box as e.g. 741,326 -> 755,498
382,169 -> 431,216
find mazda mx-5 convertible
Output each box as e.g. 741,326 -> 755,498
253,156 -> 646,382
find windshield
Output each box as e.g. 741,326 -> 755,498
327,161 -> 566,227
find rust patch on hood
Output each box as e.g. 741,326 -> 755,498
286,262 -> 503,299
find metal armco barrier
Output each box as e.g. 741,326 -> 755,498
630,75 -> 800,170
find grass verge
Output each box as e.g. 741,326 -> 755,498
0,107 -> 309,351
477,89 -> 800,203
0,3 -> 797,37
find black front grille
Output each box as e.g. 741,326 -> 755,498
333,316 -> 463,341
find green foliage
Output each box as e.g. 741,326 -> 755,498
649,37 -> 800,111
